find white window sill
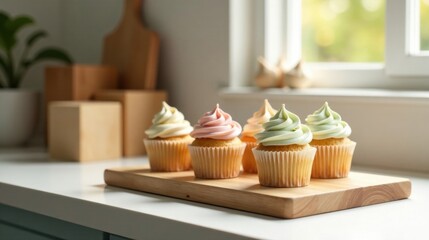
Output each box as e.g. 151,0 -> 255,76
220,87 -> 429,101
219,87 -> 429,173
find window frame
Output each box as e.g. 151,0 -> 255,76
386,0 -> 429,76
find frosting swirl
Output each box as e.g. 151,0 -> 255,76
242,99 -> 277,138
305,102 -> 351,140
191,104 -> 242,140
255,104 -> 312,146
145,101 -> 193,139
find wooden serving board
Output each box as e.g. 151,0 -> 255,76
104,167 -> 411,219
102,0 -> 159,90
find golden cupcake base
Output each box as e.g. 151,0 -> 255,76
252,147 -> 316,188
144,138 -> 193,172
188,143 -> 246,179
242,141 -> 258,173
311,141 -> 357,179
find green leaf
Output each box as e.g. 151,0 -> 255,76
0,36 -> 6,52
0,16 -> 33,51
26,30 -> 47,47
25,47 -> 73,67
0,12 -> 10,26
0,55 -> 10,87
0,12 -> 11,51
0,34 -> 15,52
0,54 -> 7,74
6,16 -> 34,35
0,54 -> 10,84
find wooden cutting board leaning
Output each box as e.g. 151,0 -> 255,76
102,0 -> 160,89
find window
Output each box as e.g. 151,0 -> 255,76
302,0 -> 385,62
229,0 -> 429,89
421,0 -> 429,51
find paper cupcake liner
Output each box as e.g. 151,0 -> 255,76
188,143 -> 246,179
252,147 -> 316,188
144,138 -> 193,172
311,141 -> 357,179
242,141 -> 258,173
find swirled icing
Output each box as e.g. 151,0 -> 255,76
305,102 -> 351,140
190,104 -> 242,140
255,104 -> 312,146
242,99 -> 277,138
145,101 -> 193,139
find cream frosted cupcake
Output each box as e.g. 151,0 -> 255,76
252,104 -> 316,187
241,99 -> 277,173
305,102 -> 356,178
189,104 -> 245,179
144,102 -> 194,172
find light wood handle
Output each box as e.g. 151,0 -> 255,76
120,0 -> 143,27
129,0 -> 142,17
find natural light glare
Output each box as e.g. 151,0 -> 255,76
361,0 -> 383,12
302,0 -> 385,62
328,0 -> 349,14
320,3 -> 336,20
421,0 -> 429,50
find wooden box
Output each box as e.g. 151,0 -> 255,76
45,64 -> 118,143
45,64 -> 118,102
48,101 -> 122,162
95,90 -> 167,156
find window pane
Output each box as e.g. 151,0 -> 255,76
421,0 -> 429,50
302,0 -> 385,62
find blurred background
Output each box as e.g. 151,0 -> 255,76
303,0 -> 429,62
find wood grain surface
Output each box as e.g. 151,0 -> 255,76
102,0 -> 160,89
95,90 -> 167,156
104,166 -> 411,218
49,102 -> 122,162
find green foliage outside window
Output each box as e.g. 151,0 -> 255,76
302,0 -> 385,62
303,0 -> 429,62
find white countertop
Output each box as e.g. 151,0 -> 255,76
1,148 -> 428,240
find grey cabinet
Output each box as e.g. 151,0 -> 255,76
0,204 -> 129,240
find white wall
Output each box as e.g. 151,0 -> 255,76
144,0 -> 229,122
61,0 -> 122,64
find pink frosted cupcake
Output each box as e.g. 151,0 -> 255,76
144,102 -> 194,172
241,99 -> 277,173
189,104 -> 245,179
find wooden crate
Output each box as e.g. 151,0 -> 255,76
95,90 -> 167,156
49,101 -> 122,162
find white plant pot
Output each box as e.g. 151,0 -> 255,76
0,90 -> 39,147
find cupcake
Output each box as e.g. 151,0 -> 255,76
241,99 -> 277,173
252,104 -> 316,187
144,102 -> 194,172
189,104 -> 245,179
305,102 -> 356,178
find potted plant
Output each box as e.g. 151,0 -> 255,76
0,11 -> 73,147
